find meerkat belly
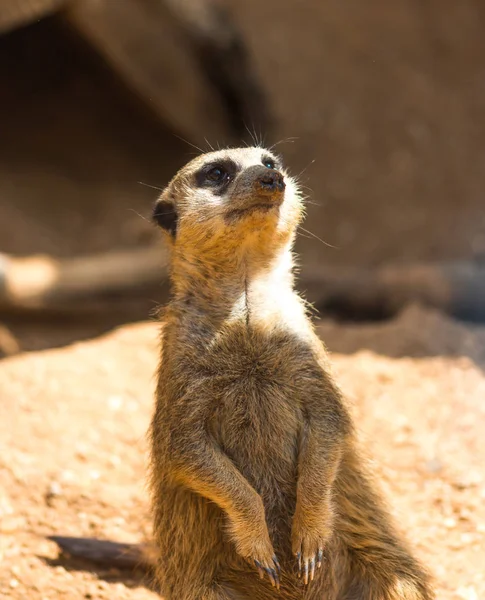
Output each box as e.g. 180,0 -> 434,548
213,382 -> 302,489
205,331 -> 310,511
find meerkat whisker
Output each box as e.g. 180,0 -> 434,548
298,225 -> 339,250
172,134 -> 205,154
137,181 -> 164,192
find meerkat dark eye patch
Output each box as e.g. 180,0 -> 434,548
195,159 -> 238,195
153,200 -> 178,236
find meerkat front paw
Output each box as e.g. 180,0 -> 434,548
228,515 -> 281,589
291,510 -> 332,585
241,538 -> 281,589
253,552 -> 281,589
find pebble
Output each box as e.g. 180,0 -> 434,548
45,481 -> 63,506
108,455 -> 121,467
48,481 -> 63,496
453,472 -> 483,490
60,470 -> 75,482
0,494 -> 13,517
108,395 -> 123,411
456,586 -> 478,600
424,458 -> 443,474
460,533 -> 475,545
11,565 -> 20,576
0,515 -> 26,533
97,581 -> 110,591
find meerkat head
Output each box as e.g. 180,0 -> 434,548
152,147 -> 303,261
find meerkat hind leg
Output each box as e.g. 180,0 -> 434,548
199,583 -> 246,600
341,577 -> 430,600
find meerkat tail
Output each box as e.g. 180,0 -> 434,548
48,536 -> 157,571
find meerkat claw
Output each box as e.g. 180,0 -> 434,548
273,555 -> 281,573
304,559 -> 309,585
254,559 -> 280,589
266,566 -> 278,589
317,548 -> 324,568
254,559 -> 265,579
309,557 -> 315,581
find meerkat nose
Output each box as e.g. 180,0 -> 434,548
258,171 -> 286,194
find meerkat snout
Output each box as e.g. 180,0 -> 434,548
233,163 -> 286,206
257,169 -> 286,195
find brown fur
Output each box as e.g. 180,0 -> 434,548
149,147 -> 434,599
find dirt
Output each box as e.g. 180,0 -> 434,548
1,309 -> 484,600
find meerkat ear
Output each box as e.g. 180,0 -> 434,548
152,194 -> 178,236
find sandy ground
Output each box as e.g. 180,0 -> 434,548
1,308 -> 484,600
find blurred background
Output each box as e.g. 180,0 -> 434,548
1,0 -> 484,356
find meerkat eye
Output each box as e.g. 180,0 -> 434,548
206,166 -> 227,182
195,160 -> 236,189
262,157 -> 276,170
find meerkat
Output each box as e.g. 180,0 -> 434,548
149,147 -> 434,600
